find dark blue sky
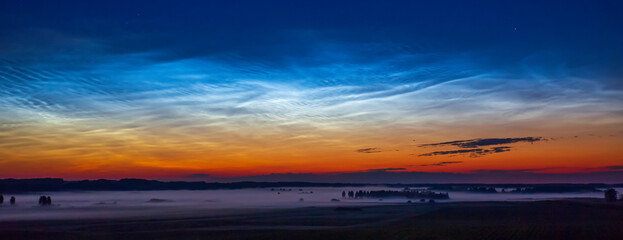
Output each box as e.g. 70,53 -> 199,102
2,0 -> 622,81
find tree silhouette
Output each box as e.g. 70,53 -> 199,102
604,188 -> 618,202
0,194 -> 3,204
38,196 -> 53,206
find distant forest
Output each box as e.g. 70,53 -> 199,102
0,178 -> 621,193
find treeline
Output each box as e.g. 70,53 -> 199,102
344,190 -> 450,199
0,178 -> 619,193
427,184 -> 607,193
0,178 -> 366,193
507,185 -> 600,193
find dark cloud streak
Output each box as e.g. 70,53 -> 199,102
607,166 -> 623,170
356,148 -> 381,153
417,137 -> 542,157
366,168 -> 406,172
419,137 -> 542,148
183,173 -> 211,179
419,147 -> 511,157
420,161 -> 463,166
183,169 -> 623,184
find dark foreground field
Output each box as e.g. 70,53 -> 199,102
2,199 -> 622,240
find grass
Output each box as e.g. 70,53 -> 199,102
2,200 -> 622,240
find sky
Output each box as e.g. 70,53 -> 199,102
0,0 -> 622,182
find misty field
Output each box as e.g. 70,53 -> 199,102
1,199 -> 622,240
0,187 -> 617,221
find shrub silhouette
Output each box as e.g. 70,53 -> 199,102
604,188 -> 618,202
38,196 -> 52,206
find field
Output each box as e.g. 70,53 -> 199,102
1,199 -> 622,240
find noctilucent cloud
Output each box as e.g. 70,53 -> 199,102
0,0 -> 622,180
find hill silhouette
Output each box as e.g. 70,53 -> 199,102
0,178 -> 621,193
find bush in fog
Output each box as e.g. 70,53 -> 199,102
39,196 -> 52,206
604,189 -> 617,202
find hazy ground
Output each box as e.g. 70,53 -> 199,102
1,187 -> 618,221
1,199 -> 622,240
1,188 -> 622,239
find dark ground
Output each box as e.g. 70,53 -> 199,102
1,199 -> 622,240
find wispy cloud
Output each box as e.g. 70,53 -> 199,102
420,161 -> 463,166
356,148 -> 381,153
607,166 -> 623,170
1,1 -> 622,178
179,169 -> 623,184
366,168 -> 406,172
419,137 -> 543,148
417,137 -> 543,157
418,147 -> 511,157
183,173 -> 211,179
